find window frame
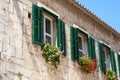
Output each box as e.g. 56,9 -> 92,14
44,15 -> 53,45
103,45 -> 110,69
78,33 -> 84,54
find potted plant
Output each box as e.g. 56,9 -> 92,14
42,43 -> 63,68
106,70 -> 115,80
78,55 -> 97,73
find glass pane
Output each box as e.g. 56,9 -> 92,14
78,36 -> 83,50
45,18 -> 51,34
46,35 -> 51,45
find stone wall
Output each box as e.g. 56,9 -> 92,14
0,0 -> 120,80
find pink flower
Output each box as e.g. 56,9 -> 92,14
56,61 -> 59,65
62,50 -> 64,53
48,58 -> 51,61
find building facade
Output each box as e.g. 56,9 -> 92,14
0,0 -> 120,80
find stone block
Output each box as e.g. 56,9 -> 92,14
0,1 -> 9,16
5,26 -> 14,36
23,10 -> 29,19
22,33 -> 31,43
2,35 -> 9,52
6,62 -> 31,77
15,23 -> 22,30
11,57 -> 24,66
24,25 -> 31,36
13,23 -> 23,40
22,77 -> 29,80
15,33 -> 22,41
5,0 -> 10,3
8,45 -> 16,57
16,46 -> 22,58
0,61 -> 7,73
8,19 -> 14,28
0,14 -> 8,25
24,18 -> 31,26
13,1 -> 24,18
9,36 -> 15,46
9,4 -> 14,13
0,41 -> 2,52
15,39 -> 22,49
15,39 -> 22,48
0,23 -> 4,33
19,0 -> 32,7
4,27 -> 16,46
9,13 -> 23,25
9,0 -> 14,6
2,45 -> 16,57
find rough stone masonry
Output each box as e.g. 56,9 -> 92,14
0,0 -> 120,80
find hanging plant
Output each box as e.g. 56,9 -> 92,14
106,70 -> 115,80
42,43 -> 63,68
78,55 -> 97,73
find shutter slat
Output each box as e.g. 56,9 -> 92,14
88,37 -> 96,59
75,29 -> 79,58
110,50 -> 117,73
32,4 -> 44,45
70,26 -> 78,60
98,42 -> 106,73
38,8 -> 44,45
57,19 -> 66,56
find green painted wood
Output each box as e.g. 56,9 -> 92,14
98,42 -> 106,73
57,19 -> 66,56
32,4 -> 44,45
70,26 -> 78,60
110,50 -> 117,73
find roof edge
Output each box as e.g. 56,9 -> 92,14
69,0 -> 120,38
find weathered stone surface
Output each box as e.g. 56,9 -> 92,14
0,0 -> 120,80
8,19 -> 14,28
0,41 -> 2,52
9,4 -> 14,13
15,46 -> 22,58
2,35 -> 9,52
0,23 -> 4,33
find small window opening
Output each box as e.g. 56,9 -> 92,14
28,12 -> 31,19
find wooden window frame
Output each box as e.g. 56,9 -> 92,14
44,15 -> 53,45
78,34 -> 84,54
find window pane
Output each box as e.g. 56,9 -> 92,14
46,35 -> 51,45
103,47 -> 110,69
78,36 -> 83,50
45,18 -> 51,34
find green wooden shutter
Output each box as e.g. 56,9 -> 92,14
70,26 -> 78,60
88,37 -> 96,59
117,54 -> 120,75
110,50 -> 117,73
32,4 -> 44,45
98,42 -> 106,73
57,19 -> 66,56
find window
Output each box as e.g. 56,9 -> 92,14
78,32 -> 88,57
32,4 -> 66,56
44,15 -> 53,45
78,35 -> 84,55
103,46 -> 110,69
70,26 -> 96,60
98,42 -> 117,74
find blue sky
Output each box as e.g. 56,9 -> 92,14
77,0 -> 120,33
